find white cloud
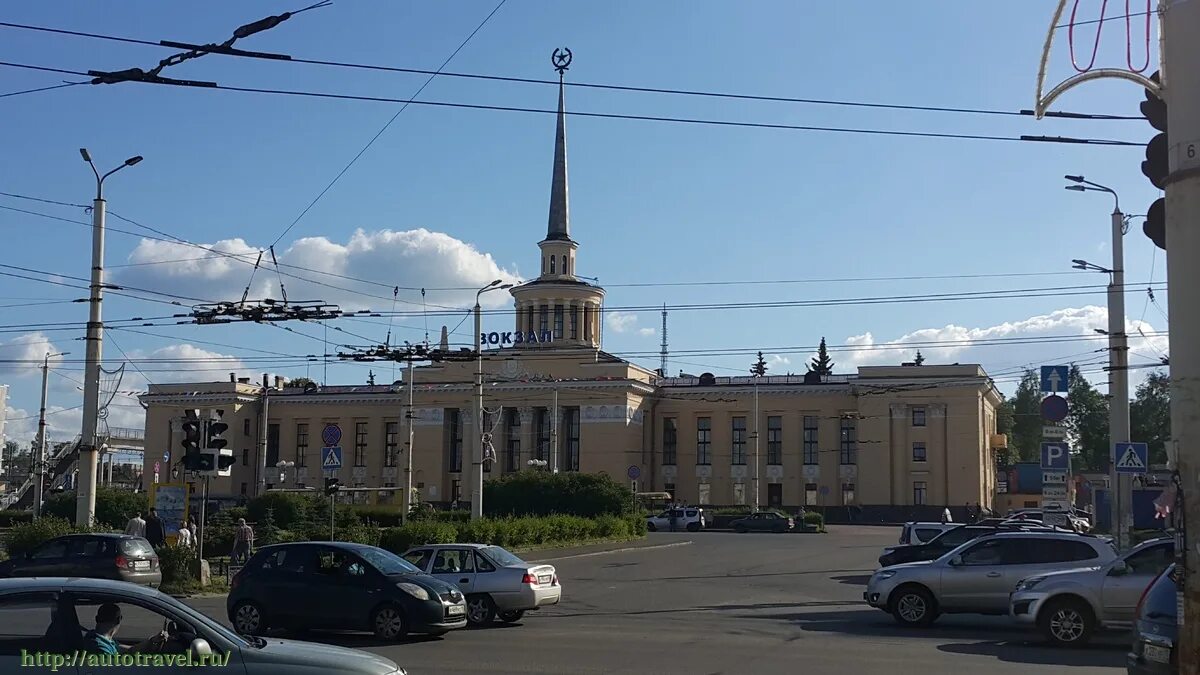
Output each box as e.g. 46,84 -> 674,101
637,327 -> 656,337
0,332 -> 64,378
117,228 -> 521,312
125,343 -> 248,385
768,354 -> 790,367
606,311 -> 639,334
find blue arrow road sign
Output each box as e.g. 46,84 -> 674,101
1041,442 -> 1070,470
322,446 -> 343,469
1114,442 -> 1149,474
1041,365 -> 1069,393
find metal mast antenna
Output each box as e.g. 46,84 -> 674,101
660,305 -> 668,376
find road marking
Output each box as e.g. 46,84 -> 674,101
531,540 -> 694,562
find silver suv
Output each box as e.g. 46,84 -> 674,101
864,532 -> 1118,626
1010,537 -> 1174,646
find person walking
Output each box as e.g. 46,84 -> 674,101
176,520 -> 193,548
144,508 -> 165,548
940,506 -> 953,524
231,518 -> 254,565
123,512 -> 146,538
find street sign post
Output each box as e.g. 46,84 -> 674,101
1041,443 -> 1070,470
1040,365 -> 1069,393
627,465 -> 641,481
1114,442 -> 1150,474
1043,471 -> 1068,484
322,446 -> 343,470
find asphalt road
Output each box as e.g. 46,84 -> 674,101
180,526 -> 1128,675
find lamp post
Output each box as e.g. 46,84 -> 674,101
276,460 -> 294,486
1065,175 -> 1131,551
473,280 -> 513,520
34,351 -> 68,519
77,149 -> 142,527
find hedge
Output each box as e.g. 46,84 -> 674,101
246,494 -> 307,530
483,472 -> 633,518
42,488 -> 148,530
378,514 -> 644,555
4,517 -> 95,557
0,511 -> 33,526
802,511 -> 825,531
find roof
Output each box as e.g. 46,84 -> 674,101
0,577 -> 162,597
545,75 -> 571,242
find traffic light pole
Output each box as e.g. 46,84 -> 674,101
1164,0 -> 1200,670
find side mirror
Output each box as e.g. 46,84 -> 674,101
1108,560 -> 1129,576
948,555 -> 963,567
189,638 -> 213,658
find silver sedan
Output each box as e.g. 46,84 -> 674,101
402,543 -> 562,626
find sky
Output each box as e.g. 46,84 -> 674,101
0,1 -> 1171,445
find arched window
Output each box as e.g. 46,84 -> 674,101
562,255 -> 568,275
550,256 -> 556,274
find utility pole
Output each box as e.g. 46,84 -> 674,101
752,377 -> 760,513
472,280 -> 512,521
76,149 -> 141,527
1164,0 -> 1200,668
403,358 -> 414,525
34,352 -> 66,519
256,373 -> 270,497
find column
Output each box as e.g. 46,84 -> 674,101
574,302 -> 583,342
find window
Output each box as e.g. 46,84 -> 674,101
539,304 -> 549,334
767,483 -> 782,507
31,540 -> 67,559
803,416 -> 819,465
296,423 -> 308,467
550,256 -> 556,274
697,483 -> 711,505
433,549 -> 474,574
839,416 -> 857,465
696,417 -> 712,464
1125,543 -> 1173,575
561,255 -> 567,275
664,482 -> 676,500
240,482 -> 248,495
447,409 -> 463,473
913,481 -> 927,505
765,416 -> 782,465
912,407 -> 927,427
243,418 -> 251,436
731,416 -> 747,465
474,551 -> 496,573
842,482 -> 855,504
505,409 -> 521,472
535,408 -> 550,461
1022,539 -> 1100,564
733,482 -> 745,505
553,304 -> 564,339
569,305 -> 578,339
912,441 -> 927,462
662,419 -> 677,465
403,549 -> 432,570
384,421 -> 398,467
564,407 -> 580,471
960,539 -> 1008,565
804,483 -> 818,506
68,537 -> 110,557
0,594 -> 62,653
451,479 -> 462,502
354,422 -> 368,467
242,448 -> 249,466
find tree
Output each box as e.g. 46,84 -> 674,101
750,352 -> 768,377
287,377 -> 316,389
913,350 -> 925,366
808,337 -> 834,375
1131,371 -> 1170,465
1009,369 -> 1042,462
1066,364 -> 1109,472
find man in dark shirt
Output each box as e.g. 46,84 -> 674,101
144,508 -> 166,548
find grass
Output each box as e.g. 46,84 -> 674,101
162,575 -> 230,598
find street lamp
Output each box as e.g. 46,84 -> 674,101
527,459 -> 548,470
1064,173 -> 1131,551
76,148 -> 142,528
276,460 -> 295,485
473,279 -> 513,520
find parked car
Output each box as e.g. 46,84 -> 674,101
228,541 -> 467,640
898,522 -> 956,545
730,511 -> 794,533
878,522 -> 1052,568
1010,538 -> 1174,646
0,577 -> 408,674
401,543 -> 561,626
0,533 -> 160,587
1008,509 -> 1092,532
1127,564 -> 1179,673
865,532 -> 1119,626
646,506 -> 706,532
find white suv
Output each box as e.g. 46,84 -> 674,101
646,507 -> 706,532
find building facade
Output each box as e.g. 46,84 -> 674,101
139,72 -> 1005,518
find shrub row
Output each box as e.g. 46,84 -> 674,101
378,514 -> 645,554
483,472 -> 634,518
0,511 -> 33,527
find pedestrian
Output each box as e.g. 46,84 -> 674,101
941,506 -> 952,524
144,508 -> 165,548
231,518 -> 254,565
176,521 -> 193,548
124,512 -> 146,538
965,502 -> 975,524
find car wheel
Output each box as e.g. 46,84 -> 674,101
371,603 -> 408,641
734,525 -> 747,533
1039,598 -> 1094,647
231,600 -> 268,636
466,594 -> 496,626
889,585 -> 936,627
686,522 -> 701,532
647,522 -> 657,532
498,610 -> 525,623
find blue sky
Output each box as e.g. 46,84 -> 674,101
0,1 -> 1169,444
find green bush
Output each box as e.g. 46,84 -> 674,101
802,511 -> 825,531
246,493 -> 308,530
379,521 -> 458,554
712,506 -> 753,516
4,517 -> 90,557
337,522 -> 382,547
43,488 -> 147,530
219,506 -> 249,524
352,506 -> 404,527
156,545 -> 197,586
0,511 -> 33,526
484,472 -> 633,518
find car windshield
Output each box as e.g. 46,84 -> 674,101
356,546 -> 422,574
482,546 -> 525,567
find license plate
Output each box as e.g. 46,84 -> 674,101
133,560 -> 150,570
446,604 -> 465,616
1144,643 -> 1170,664
538,575 -> 551,584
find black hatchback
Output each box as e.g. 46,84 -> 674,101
0,533 -> 160,587
228,541 -> 467,641
1127,563 -> 1178,674
878,523 -> 1051,567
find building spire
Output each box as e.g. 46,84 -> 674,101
546,48 -> 572,242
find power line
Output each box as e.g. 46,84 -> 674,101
0,81 -> 85,99
0,60 -> 1144,147
0,19 -> 1142,121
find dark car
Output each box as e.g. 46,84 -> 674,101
1127,563 -> 1179,674
0,533 -> 160,587
731,511 -> 794,533
228,541 -> 467,641
878,523 -> 1051,567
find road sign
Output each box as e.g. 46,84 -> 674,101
322,446 -> 343,469
1042,425 -> 1067,439
1041,395 -> 1069,422
997,481 -> 1008,494
1040,365 -> 1069,393
322,423 -> 342,447
162,451 -> 169,462
1115,442 -> 1149,474
1041,442 -> 1070,470
627,465 -> 641,480
1043,485 -> 1068,499
1043,471 -> 1068,484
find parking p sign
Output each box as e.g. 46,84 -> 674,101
1041,442 -> 1069,471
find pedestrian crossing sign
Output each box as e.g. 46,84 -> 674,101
1114,442 -> 1148,474
322,446 -> 343,469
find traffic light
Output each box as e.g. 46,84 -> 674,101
206,409 -> 228,452
324,477 -> 340,496
180,409 -> 203,471
1140,71 -> 1168,250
